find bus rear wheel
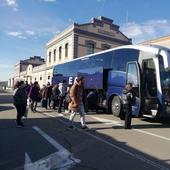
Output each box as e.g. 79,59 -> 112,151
111,96 -> 121,117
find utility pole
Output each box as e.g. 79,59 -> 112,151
126,10 -> 129,24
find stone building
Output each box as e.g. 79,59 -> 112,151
45,16 -> 132,83
141,35 -> 170,49
10,16 -> 132,88
11,56 -> 45,87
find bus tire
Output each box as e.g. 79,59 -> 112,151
111,96 -> 121,117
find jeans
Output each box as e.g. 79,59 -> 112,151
69,103 -> 86,127
31,100 -> 37,111
58,96 -> 64,113
46,97 -> 51,109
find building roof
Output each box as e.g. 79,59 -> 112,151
20,56 -> 45,64
46,16 -> 131,48
141,35 -> 170,44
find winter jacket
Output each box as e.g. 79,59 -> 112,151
29,86 -> 40,101
13,87 -> 27,105
68,83 -> 88,112
45,86 -> 52,98
52,86 -> 60,100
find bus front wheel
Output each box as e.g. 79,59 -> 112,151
111,96 -> 121,117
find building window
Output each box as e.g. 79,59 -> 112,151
40,77 -> 42,81
48,76 -> 50,80
65,43 -> 68,58
87,43 -> 94,54
54,49 -> 56,62
35,78 -> 36,81
49,52 -> 51,63
59,46 -> 62,60
85,40 -> 96,55
102,44 -> 111,50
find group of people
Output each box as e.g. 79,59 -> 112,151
13,76 -> 89,128
13,76 -> 135,129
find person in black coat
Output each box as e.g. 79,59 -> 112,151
45,82 -> 53,109
121,83 -> 135,129
13,81 -> 27,127
52,84 -> 60,110
29,81 -> 40,112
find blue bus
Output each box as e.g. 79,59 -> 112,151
52,45 -> 170,118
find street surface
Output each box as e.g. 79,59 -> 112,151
0,92 -> 170,170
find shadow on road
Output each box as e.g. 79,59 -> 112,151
0,112 -> 170,170
141,117 -> 170,125
0,94 -> 13,104
0,105 -> 14,112
0,94 -> 170,169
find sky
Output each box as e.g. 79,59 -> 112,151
1,0 -> 170,81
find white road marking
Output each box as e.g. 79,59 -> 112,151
134,129 -> 170,141
90,116 -> 123,126
42,112 -> 169,170
90,116 -> 170,142
24,152 -> 32,165
83,130 -> 169,170
24,126 -> 80,170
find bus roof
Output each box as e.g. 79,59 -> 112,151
53,44 -> 170,68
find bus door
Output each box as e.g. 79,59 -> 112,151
126,62 -> 141,116
142,59 -> 158,114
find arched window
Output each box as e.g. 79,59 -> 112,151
54,49 -> 56,62
49,51 -> 51,63
59,46 -> 62,60
65,43 -> 68,58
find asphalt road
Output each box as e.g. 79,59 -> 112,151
0,93 -> 170,170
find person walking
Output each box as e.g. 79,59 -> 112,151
68,76 -> 88,129
64,84 -> 72,113
13,81 -> 27,127
58,80 -> 67,115
52,84 -> 60,110
29,81 -> 40,112
45,82 -> 52,109
121,83 -> 135,129
40,84 -> 47,109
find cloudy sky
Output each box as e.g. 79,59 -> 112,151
0,0 -> 170,81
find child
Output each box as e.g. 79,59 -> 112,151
121,83 -> 135,129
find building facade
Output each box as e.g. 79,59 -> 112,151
45,16 -> 132,84
11,16 -> 132,88
11,56 -> 45,87
141,35 -> 170,49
